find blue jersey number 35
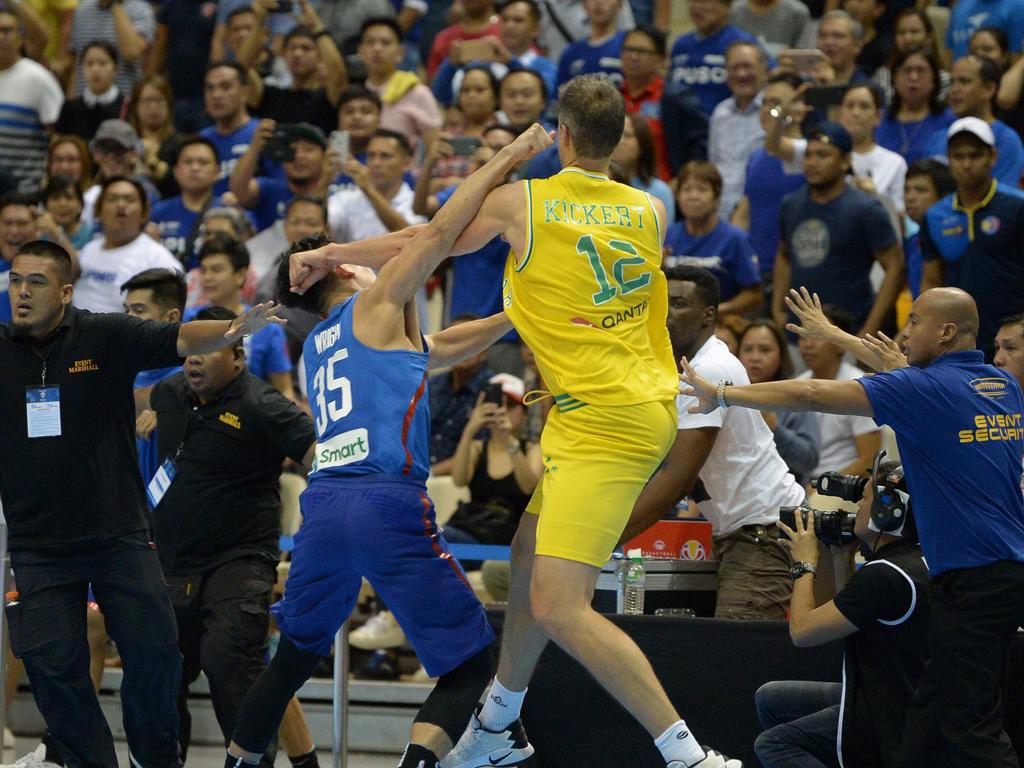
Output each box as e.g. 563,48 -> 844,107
312,348 -> 352,434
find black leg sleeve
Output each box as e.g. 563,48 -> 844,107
231,635 -> 321,756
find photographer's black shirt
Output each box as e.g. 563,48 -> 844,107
0,308 -> 182,550
833,541 -> 931,767
150,370 -> 314,575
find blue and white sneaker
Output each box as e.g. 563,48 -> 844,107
441,710 -> 534,768
668,747 -> 743,767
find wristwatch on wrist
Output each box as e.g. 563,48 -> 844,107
790,561 -> 817,580
768,106 -> 793,126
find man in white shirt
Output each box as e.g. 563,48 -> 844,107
327,128 -> 426,243
709,41 -> 767,220
624,265 -> 805,620
0,8 -> 65,194
796,304 -> 881,478
75,177 -> 182,313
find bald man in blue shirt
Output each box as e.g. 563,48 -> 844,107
680,286 -> 1024,768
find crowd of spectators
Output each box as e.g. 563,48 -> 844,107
2,0 -> 1024,722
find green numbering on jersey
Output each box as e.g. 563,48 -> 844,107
576,234 -> 651,306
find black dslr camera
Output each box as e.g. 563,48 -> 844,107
779,505 -> 856,547
778,469 -> 868,547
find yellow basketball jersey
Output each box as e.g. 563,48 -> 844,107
502,167 -> 678,408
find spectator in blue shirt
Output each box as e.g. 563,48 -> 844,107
664,160 -> 762,317
775,122 -> 905,338
498,66 -> 551,128
922,55 -> 1024,186
431,0 -> 556,109
200,63 -> 276,195
876,46 -> 955,164
902,158 -> 955,299
920,117 -> 1024,359
732,73 -> 805,284
122,268 -> 188,485
149,136 -> 221,269
946,0 -> 1024,62
556,0 -> 626,90
186,234 -> 294,398
680,285 -> 1024,768
229,120 -> 335,233
670,0 -> 759,116
428,313 -> 494,476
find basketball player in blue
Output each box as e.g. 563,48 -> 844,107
224,125 -> 553,768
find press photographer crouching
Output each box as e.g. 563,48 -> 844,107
755,452 -> 930,768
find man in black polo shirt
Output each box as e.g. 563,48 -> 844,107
139,305 -> 315,764
0,240 -> 283,768
754,458 -> 931,768
920,117 -> 1024,359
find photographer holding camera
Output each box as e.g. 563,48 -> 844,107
755,454 -> 931,768
681,286 -> 1024,767
229,120 -> 335,233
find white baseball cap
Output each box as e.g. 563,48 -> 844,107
947,116 -> 996,147
489,373 -> 525,403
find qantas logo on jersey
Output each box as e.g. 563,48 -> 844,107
314,323 -> 342,355
599,298 -> 649,329
314,428 -> 370,471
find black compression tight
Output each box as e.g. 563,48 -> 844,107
231,634 -> 321,755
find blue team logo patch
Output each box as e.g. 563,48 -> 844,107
970,377 -> 1010,398
980,215 -> 1000,235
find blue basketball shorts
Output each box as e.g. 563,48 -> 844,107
272,474 -> 494,677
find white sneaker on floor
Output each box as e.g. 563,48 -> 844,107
668,747 -> 743,768
349,610 -> 406,650
442,710 -> 534,768
2,728 -> 13,749
1,744 -> 62,768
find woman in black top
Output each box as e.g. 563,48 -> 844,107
445,373 -> 543,552
56,42 -> 125,141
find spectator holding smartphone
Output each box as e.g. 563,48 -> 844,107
446,374 -> 543,554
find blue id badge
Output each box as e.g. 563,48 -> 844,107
25,387 -> 61,438
146,459 -> 178,507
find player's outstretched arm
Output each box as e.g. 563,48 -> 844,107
289,225 -> 426,294
424,312 -> 513,370
371,124 -> 552,310
176,302 -> 286,356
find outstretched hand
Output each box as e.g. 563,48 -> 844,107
678,356 -> 719,414
784,287 -> 836,341
225,302 -> 286,339
861,332 -> 908,372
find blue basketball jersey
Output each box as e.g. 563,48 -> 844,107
304,294 -> 431,482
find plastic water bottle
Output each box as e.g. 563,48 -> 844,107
624,550 -> 646,615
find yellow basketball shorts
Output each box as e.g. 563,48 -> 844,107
526,398 -> 676,567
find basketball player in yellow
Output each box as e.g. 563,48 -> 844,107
289,77 -> 739,768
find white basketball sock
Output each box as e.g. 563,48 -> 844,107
477,678 -> 527,732
655,719 -> 706,766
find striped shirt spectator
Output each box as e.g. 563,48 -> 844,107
0,9 -> 65,193
70,0 -> 155,97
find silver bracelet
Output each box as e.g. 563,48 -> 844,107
716,379 -> 732,410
